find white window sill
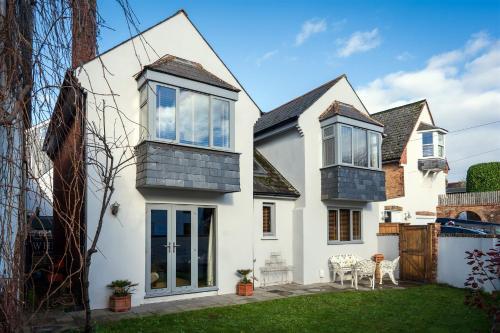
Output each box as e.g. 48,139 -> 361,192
262,236 -> 278,240
327,240 -> 364,245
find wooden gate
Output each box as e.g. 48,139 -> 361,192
399,224 -> 438,282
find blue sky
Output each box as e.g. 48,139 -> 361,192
97,0 -> 500,180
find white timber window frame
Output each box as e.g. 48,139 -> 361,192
321,122 -> 382,170
138,75 -> 237,152
421,130 -> 446,159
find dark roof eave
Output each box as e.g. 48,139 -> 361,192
138,66 -> 241,93
253,192 -> 300,198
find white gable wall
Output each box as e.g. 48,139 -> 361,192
381,104 -> 447,225
297,77 -> 379,284
256,77 -> 380,285
77,12 -> 260,309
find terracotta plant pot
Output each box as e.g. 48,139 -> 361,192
237,282 -> 253,296
109,294 -> 131,312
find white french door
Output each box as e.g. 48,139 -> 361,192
146,204 -> 216,296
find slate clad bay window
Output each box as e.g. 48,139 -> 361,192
262,203 -> 276,238
328,208 -> 362,243
140,82 -> 234,150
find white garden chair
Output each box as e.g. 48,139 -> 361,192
353,259 -> 376,290
379,256 -> 400,286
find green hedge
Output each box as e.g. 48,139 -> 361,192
466,162 -> 500,192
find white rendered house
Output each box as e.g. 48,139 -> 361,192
254,76 -> 386,285
371,100 -> 448,225
44,10 -> 389,309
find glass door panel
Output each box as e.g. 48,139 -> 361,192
150,209 -> 170,292
198,208 -> 216,287
174,209 -> 192,289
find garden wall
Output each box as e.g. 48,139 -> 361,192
437,235 -> 499,292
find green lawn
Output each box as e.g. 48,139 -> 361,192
97,285 -> 489,333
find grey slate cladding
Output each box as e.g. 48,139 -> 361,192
136,141 -> 240,193
321,165 -> 386,202
418,158 -> 447,172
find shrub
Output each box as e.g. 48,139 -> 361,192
466,162 -> 500,192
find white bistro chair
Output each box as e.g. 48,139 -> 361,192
379,256 -> 400,286
353,259 -> 376,290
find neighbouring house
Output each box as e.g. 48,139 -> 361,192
254,76 -> 386,285
43,9 -> 388,309
371,100 -> 448,225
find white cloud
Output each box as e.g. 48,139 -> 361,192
337,28 -> 381,57
295,19 -> 327,46
358,32 -> 500,181
256,50 -> 278,67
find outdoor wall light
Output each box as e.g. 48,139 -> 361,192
111,202 -> 120,216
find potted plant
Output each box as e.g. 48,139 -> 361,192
107,280 -> 138,312
236,269 -> 254,296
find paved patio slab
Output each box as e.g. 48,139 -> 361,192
28,279 -> 417,332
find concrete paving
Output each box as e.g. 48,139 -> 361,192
28,279 -> 414,332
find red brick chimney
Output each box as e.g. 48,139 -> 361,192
71,0 -> 96,68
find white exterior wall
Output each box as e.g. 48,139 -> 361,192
77,12 -> 260,309
257,77 -> 381,285
377,235 -> 400,278
253,197 -> 296,287
438,236 -> 499,292
381,105 -> 447,225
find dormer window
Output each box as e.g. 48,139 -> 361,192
137,55 -> 239,151
421,130 -> 445,158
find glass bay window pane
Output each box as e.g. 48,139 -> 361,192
212,99 -> 230,148
156,86 -> 176,140
369,132 -> 379,168
353,128 -> 368,167
179,89 -> 210,146
341,126 -> 352,164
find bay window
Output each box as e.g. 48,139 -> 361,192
141,83 -> 234,150
322,123 -> 381,169
421,131 -> 445,158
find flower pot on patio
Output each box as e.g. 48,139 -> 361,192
236,269 -> 255,296
109,295 -> 131,312
372,253 -> 384,282
107,279 -> 138,312
237,282 -> 253,296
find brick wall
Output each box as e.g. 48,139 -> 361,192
437,204 -> 500,223
383,162 -> 404,199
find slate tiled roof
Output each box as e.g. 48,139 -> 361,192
141,55 -> 240,92
254,74 -> 346,135
319,101 -> 383,126
254,149 -> 300,198
417,122 -> 447,132
371,100 -> 426,162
